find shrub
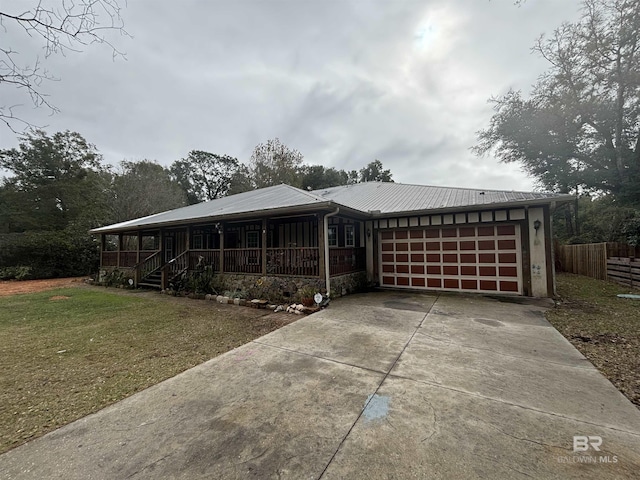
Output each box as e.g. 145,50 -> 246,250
100,269 -> 133,288
0,266 -> 33,280
0,231 -> 99,279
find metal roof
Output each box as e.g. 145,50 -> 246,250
91,182 -> 572,233
91,184 -> 331,233
313,182 -> 570,215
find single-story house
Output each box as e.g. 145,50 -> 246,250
90,182 -> 572,298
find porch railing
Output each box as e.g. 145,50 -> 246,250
329,247 -> 366,277
106,246 -> 341,280
102,250 -> 157,269
118,251 -> 137,267
102,251 -> 118,267
224,248 -> 262,274
189,249 -> 220,270
267,248 -> 319,277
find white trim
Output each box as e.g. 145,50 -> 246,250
328,225 -> 338,247
345,225 -> 355,247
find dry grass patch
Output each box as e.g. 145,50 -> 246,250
546,273 -> 640,408
0,286 -> 296,454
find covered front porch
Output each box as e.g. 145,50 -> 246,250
98,213 -> 366,291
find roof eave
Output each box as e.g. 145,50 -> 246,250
368,194 -> 575,219
89,201 -> 367,234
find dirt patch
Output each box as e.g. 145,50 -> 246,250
0,277 -> 88,297
49,295 -> 71,301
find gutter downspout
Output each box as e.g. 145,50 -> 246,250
324,207 -> 340,296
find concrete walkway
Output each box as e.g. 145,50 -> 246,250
1,292 -> 639,479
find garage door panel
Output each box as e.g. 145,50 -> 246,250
379,224 -> 522,295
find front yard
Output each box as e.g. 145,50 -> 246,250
0,285 -> 295,454
546,273 -> 640,408
2,273 -> 637,456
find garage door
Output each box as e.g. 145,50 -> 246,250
379,224 -> 522,294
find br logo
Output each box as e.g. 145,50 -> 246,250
573,436 -> 602,452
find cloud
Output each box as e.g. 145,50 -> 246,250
0,0 -> 583,192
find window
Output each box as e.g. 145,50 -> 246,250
345,225 -> 355,247
141,235 -> 158,250
247,231 -> 259,248
328,226 -> 337,247
192,234 -> 203,249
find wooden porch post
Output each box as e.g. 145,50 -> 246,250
116,234 -> 121,268
261,218 -> 267,276
137,232 -> 142,264
100,234 -> 105,268
219,224 -> 225,273
318,214 -> 326,281
159,229 -> 165,290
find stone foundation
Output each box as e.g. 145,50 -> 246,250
97,266 -> 369,304
211,271 -> 369,304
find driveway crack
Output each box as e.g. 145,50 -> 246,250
316,294 -> 440,479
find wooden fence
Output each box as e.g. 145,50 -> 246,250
556,241 -> 640,288
555,242 -> 608,280
607,257 -> 640,288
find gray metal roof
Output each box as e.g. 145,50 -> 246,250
91,184 -> 331,233
312,182 -> 570,215
92,181 -> 571,233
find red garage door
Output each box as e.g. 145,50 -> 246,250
379,224 -> 522,294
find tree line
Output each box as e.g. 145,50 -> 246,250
0,130 -> 393,279
475,0 -> 640,245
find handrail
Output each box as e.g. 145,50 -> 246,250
165,249 -> 189,281
138,250 -> 162,278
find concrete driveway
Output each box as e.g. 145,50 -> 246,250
1,291 -> 639,479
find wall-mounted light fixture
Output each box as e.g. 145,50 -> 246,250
367,228 -> 371,238
533,219 -> 541,232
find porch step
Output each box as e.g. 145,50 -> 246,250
139,271 -> 162,289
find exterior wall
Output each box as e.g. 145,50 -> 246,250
330,271 -> 369,297
97,267 -> 369,304
365,220 -> 375,283
372,206 -> 553,297
200,271 -> 368,304
527,206 -> 549,297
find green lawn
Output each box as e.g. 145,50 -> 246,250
546,273 -> 640,408
0,286 -> 293,454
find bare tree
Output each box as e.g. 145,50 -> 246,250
0,1 -> 129,131
250,138 -> 304,188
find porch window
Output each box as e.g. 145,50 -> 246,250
104,235 -> 119,251
345,225 -> 355,247
328,226 -> 337,247
141,235 -> 158,250
247,231 -> 259,248
192,234 -> 203,249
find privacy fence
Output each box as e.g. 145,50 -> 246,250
555,242 -> 640,288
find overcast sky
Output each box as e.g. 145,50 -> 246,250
1,0 -> 584,192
